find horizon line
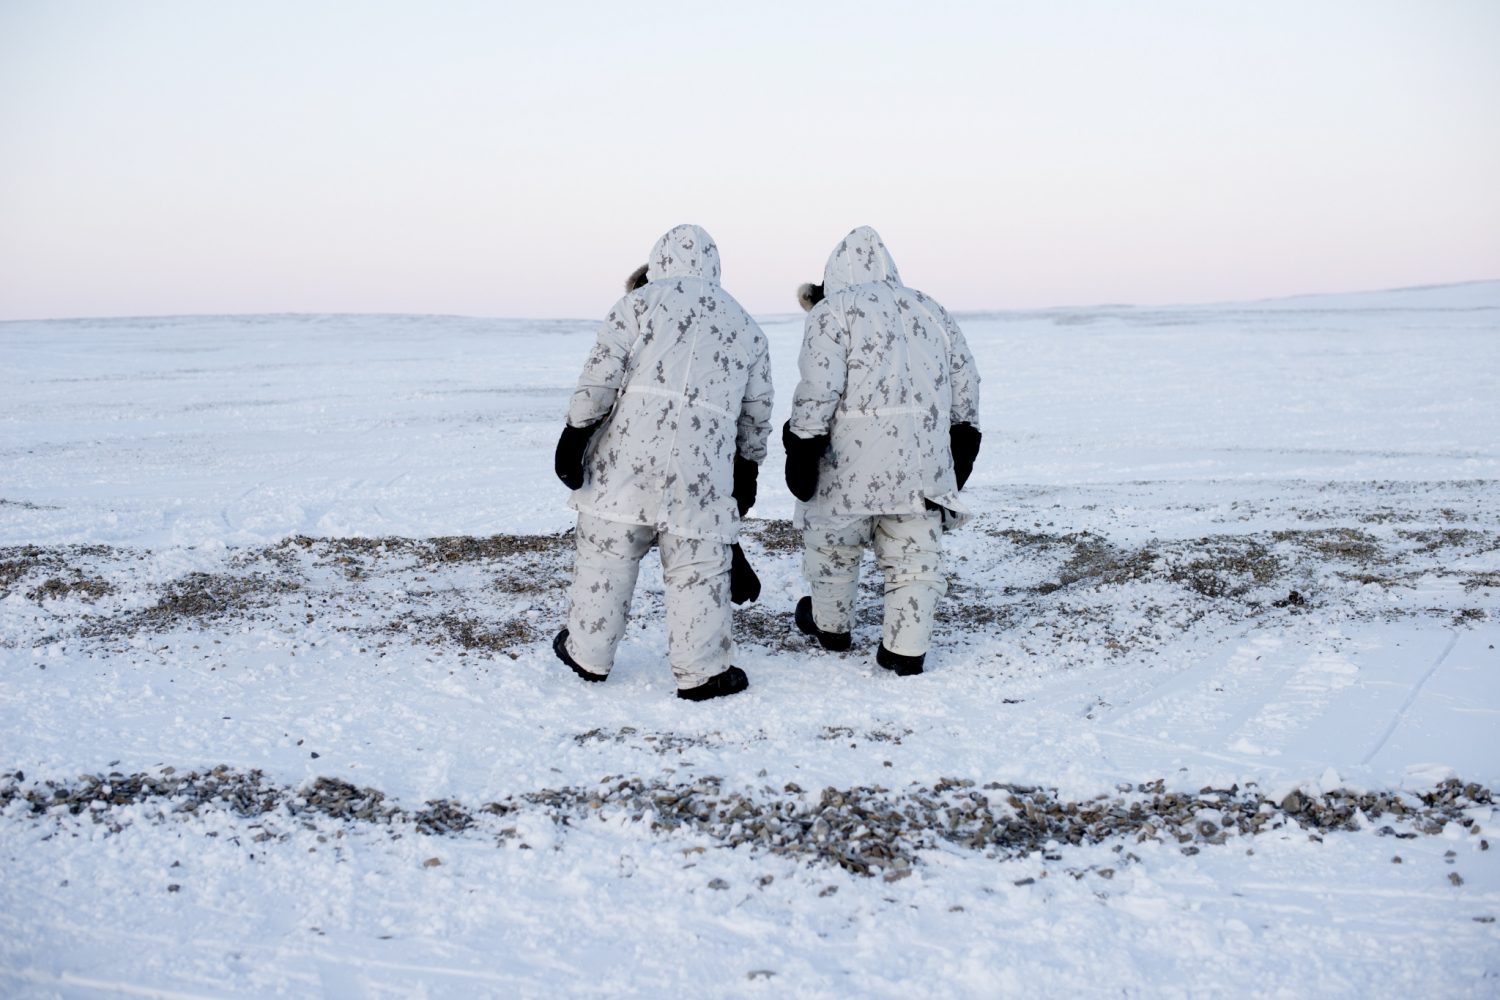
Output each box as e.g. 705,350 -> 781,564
2,277 -> 1496,327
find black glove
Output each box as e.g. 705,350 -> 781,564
732,454 -> 759,516
950,423 -> 982,490
730,543 -> 760,605
554,418 -> 606,491
782,421 -> 830,503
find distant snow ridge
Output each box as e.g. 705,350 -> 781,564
1230,279 -> 1500,312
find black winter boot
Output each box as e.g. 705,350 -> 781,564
876,642 -> 925,676
553,628 -> 606,683
795,596 -> 852,652
677,666 -> 749,702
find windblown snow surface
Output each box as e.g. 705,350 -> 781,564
2,281 -> 1498,997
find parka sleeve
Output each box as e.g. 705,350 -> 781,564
788,303 -> 848,438
736,326 -> 775,462
566,297 -> 638,427
941,308 -> 981,427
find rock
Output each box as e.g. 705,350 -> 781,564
707,878 -> 729,890
423,857 -> 441,868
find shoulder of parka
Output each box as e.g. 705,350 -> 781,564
801,295 -> 848,337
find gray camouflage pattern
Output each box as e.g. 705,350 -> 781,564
804,511 -> 947,657
567,224 -> 774,543
565,513 -> 733,687
789,226 -> 980,529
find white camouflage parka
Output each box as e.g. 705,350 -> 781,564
567,224 -> 774,543
789,226 -> 981,528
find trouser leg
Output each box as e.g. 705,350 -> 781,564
658,531 -> 733,687
873,511 -> 947,657
803,518 -> 874,633
565,514 -> 655,675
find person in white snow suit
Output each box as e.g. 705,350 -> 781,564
552,224 -> 774,701
784,226 -> 981,675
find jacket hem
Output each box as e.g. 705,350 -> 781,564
571,500 -> 740,544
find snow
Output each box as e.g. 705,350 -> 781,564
2,282 -> 1499,996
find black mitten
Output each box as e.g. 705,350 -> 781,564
950,423 -> 982,490
730,543 -> 760,605
782,421 -> 830,503
732,454 -> 759,516
554,418 -> 606,491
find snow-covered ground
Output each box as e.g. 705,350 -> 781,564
2,282 -> 1498,997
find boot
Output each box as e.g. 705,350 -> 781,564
553,628 -> 606,683
677,666 -> 749,702
876,642 -> 924,676
795,596 -> 851,652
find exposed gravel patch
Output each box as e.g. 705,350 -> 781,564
7,517 -> 1497,659
24,575 -> 115,602
3,768 -> 1490,878
277,532 -> 571,568
390,612 -> 537,655
743,519 -> 802,554
0,543 -> 116,596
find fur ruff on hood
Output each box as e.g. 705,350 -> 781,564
625,263 -> 650,293
797,282 -> 824,312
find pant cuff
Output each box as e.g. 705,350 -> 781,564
565,636 -> 613,676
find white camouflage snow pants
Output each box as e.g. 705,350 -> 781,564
803,511 -> 947,657
564,513 -> 733,688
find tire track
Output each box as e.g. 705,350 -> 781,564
1360,630 -> 1460,765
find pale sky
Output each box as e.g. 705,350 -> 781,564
2,0 -> 1497,320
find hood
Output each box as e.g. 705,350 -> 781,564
646,224 -> 721,284
822,225 -> 901,294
